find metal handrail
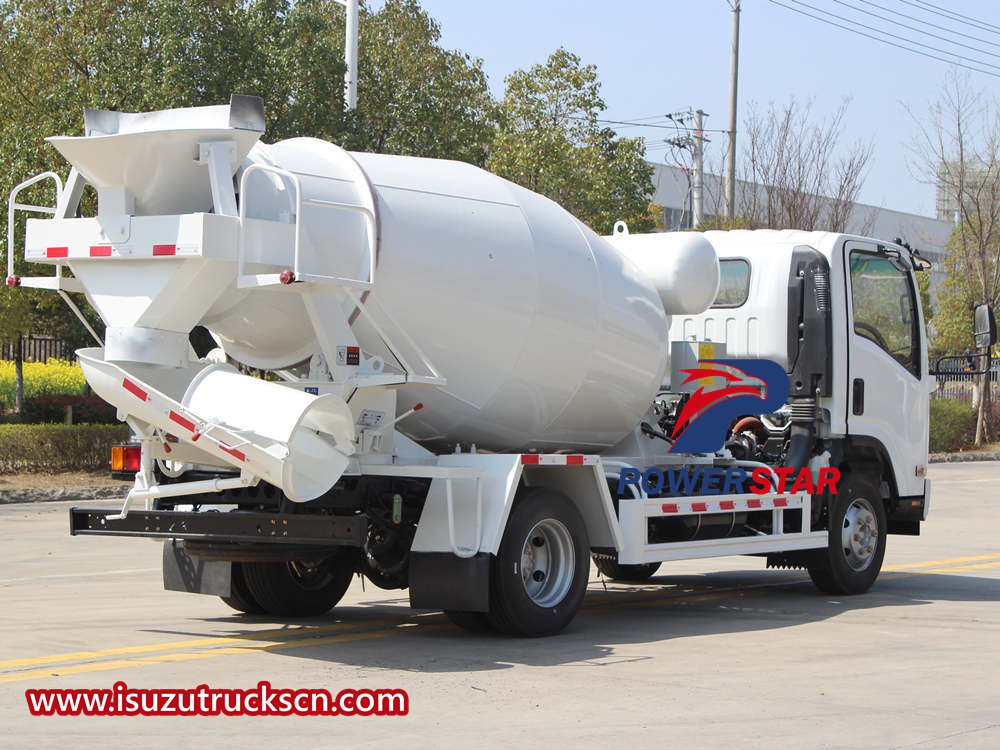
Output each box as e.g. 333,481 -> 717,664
7,171 -> 63,279
237,163 -> 376,290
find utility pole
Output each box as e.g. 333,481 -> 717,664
724,0 -> 741,219
338,0 -> 360,110
693,109 -> 706,228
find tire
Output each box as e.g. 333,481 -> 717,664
487,488 -> 590,637
807,475 -> 887,595
242,555 -> 355,617
220,562 -> 266,615
444,610 -> 492,632
593,555 -> 661,582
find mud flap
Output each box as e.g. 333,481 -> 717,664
162,541 -> 232,597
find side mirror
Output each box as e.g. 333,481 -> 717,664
974,303 -> 997,349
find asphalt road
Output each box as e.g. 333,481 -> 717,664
1,461 -> 998,749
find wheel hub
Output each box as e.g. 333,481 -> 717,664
841,498 -> 879,572
519,519 -> 575,608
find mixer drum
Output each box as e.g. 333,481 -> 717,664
203,138 -> 670,453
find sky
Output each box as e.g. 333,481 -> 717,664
372,0 -> 1000,218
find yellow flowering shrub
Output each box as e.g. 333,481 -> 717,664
0,359 -> 88,409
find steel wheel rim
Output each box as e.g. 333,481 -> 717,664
520,518 -> 575,607
841,497 -> 879,572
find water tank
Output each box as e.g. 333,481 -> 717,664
201,138 -> 671,453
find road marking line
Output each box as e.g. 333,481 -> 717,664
0,624 -> 452,684
884,554 -> 1000,571
0,618 -> 401,669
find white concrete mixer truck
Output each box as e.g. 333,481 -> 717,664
6,96 -> 932,636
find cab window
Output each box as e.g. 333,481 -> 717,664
849,251 -> 920,377
712,259 -> 750,307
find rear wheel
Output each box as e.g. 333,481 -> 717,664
488,489 -> 589,637
807,475 -> 886,595
593,555 -> 661,582
220,562 -> 266,615
242,555 -> 356,617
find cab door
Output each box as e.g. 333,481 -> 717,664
843,241 -> 929,497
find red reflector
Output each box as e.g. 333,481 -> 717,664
152,244 -> 176,256
774,497 -> 788,507
123,446 -> 141,472
691,502 -> 708,512
747,499 -> 762,509
719,500 -> 735,510
219,442 -> 246,462
413,402 -> 424,411
347,346 -> 360,354
46,246 -> 68,258
566,455 -> 585,465
89,245 -> 112,257
521,454 -> 540,465
5,275 -> 20,287
662,503 -> 679,513
122,378 -> 148,401
279,269 -> 296,284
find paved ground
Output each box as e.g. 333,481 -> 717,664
0,462 -> 997,749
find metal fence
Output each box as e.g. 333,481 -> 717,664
0,336 -> 73,363
932,356 -> 1000,403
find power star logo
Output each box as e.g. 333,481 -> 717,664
669,359 -> 790,454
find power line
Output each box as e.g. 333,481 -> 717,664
852,0 -> 1000,49
768,0 -> 1000,79
777,0 -> 1000,71
832,0 -> 1000,58
900,0 -> 1000,36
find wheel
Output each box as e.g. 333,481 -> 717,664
242,555 -> 356,617
220,562 -> 266,615
807,475 -> 887,595
444,610 -> 492,632
487,488 -> 590,637
593,555 -> 661,582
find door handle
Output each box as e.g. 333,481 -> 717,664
852,378 -> 865,415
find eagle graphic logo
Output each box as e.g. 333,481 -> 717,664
669,359 -> 790,454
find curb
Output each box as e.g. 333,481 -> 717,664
0,485 -> 126,505
929,452 -> 1000,463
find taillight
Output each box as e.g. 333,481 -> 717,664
111,445 -> 141,472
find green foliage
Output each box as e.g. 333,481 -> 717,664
354,0 -> 494,164
488,47 -> 654,235
0,423 -> 130,473
0,358 -> 86,409
932,221 -> 998,353
694,216 -> 754,232
929,398 -> 976,452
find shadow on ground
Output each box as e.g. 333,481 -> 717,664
140,567 -> 1000,675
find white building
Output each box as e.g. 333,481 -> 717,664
650,164 -> 954,284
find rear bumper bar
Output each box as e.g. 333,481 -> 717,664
69,508 -> 366,547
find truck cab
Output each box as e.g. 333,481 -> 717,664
674,230 -> 930,524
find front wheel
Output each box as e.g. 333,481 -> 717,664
488,489 -> 590,637
807,476 -> 887,595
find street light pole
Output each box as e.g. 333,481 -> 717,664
725,0 -> 741,219
344,0 -> 359,110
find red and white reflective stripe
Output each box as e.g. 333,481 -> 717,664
32,243 -> 192,258
520,454 -> 597,466
659,495 -> 802,515
122,378 -> 148,402
218,442 -> 246,462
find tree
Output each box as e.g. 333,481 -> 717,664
352,0 -> 495,164
906,72 -> 1000,445
488,48 -> 654,235
725,98 -> 873,232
